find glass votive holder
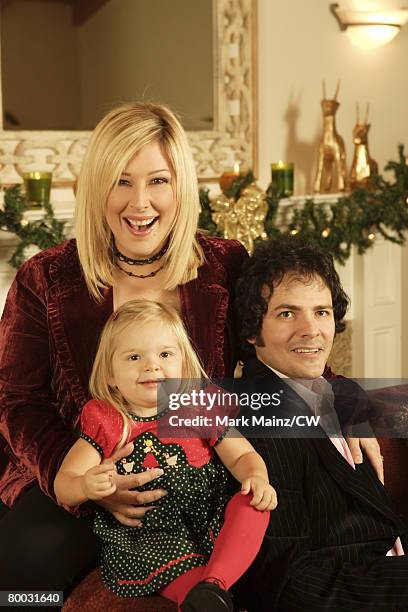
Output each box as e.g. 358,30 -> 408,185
23,171 -> 52,208
270,161 -> 294,198
219,162 -> 240,194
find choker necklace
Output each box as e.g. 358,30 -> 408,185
114,241 -> 169,266
116,262 -> 165,279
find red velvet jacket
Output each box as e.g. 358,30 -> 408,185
0,234 -> 248,508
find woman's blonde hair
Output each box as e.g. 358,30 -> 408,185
75,102 -> 204,299
89,300 -> 207,446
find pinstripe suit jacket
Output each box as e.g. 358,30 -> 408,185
235,358 -> 408,611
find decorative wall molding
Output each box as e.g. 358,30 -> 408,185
0,0 -> 257,185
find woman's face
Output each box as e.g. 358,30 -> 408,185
106,141 -> 176,259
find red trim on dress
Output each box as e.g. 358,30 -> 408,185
117,553 -> 207,585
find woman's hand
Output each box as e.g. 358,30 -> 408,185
96,442 -> 168,527
81,463 -> 117,500
346,437 -> 384,484
241,476 -> 278,511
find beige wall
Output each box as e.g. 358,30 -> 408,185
77,0 -> 213,130
257,0 -> 408,194
402,237 -> 408,376
258,0 -> 408,377
1,0 -> 80,129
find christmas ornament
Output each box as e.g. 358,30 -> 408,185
211,183 -> 268,253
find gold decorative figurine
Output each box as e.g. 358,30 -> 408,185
349,104 -> 378,190
211,183 -> 268,253
314,80 -> 347,193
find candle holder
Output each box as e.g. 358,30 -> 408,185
23,171 -> 52,208
270,162 -> 294,198
219,163 -> 240,194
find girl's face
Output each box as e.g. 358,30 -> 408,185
106,141 -> 176,259
110,320 -> 183,416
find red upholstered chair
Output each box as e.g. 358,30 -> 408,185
63,385 -> 408,611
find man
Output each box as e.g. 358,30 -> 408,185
234,235 -> 408,612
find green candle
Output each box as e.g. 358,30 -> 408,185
270,161 -> 294,198
23,171 -> 52,208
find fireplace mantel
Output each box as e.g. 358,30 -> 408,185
0,190 -> 404,379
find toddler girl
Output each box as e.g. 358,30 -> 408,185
54,300 -> 277,611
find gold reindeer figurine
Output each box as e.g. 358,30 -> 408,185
314,80 -> 347,193
349,103 -> 378,190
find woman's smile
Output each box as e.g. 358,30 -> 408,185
123,215 -> 159,236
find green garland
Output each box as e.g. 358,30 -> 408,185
1,147 -> 407,269
199,145 -> 408,264
0,185 -> 66,268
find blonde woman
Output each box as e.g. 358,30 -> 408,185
0,102 -> 247,593
55,300 -> 276,610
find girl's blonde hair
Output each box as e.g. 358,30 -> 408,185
75,102 -> 204,300
89,300 -> 207,447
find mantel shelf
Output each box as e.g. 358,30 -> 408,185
280,192 -> 345,205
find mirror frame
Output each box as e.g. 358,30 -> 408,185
0,0 -> 257,185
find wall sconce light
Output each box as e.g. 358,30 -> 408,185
330,3 -> 408,48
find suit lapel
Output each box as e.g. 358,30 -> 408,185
244,357 -> 404,526
312,437 -> 404,525
243,357 -> 327,439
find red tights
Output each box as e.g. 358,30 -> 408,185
159,492 -> 269,608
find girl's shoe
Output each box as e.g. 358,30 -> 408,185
180,580 -> 234,611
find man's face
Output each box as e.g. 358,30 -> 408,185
249,274 -> 336,379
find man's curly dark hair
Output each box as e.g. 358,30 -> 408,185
235,235 -> 350,354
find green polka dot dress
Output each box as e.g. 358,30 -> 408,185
80,400 -> 230,597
